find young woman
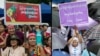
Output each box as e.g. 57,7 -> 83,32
3,35 -> 26,56
26,33 -> 46,56
68,26 -> 82,56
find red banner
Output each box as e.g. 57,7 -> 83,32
6,2 -> 41,25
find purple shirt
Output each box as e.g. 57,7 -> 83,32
15,31 -> 24,44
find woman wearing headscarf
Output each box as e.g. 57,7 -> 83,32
26,33 -> 46,56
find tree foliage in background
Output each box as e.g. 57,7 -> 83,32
7,0 -> 51,4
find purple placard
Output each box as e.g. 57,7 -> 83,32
59,1 -> 88,26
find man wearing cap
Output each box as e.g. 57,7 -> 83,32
6,24 -> 24,46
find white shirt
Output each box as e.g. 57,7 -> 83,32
52,27 -> 70,50
61,26 -> 66,34
46,27 -> 51,35
1,47 -> 11,56
69,37 -> 82,56
2,46 -> 26,56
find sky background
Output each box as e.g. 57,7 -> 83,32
0,0 -> 4,9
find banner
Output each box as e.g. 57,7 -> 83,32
59,1 -> 88,26
6,2 -> 41,25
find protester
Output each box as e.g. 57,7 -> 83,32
52,27 -> 70,56
18,25 -> 24,33
46,27 -> 51,37
23,25 -> 33,38
44,37 -> 51,56
35,25 -> 43,46
0,24 -> 50,56
7,24 -> 24,45
26,33 -> 46,56
39,25 -> 44,31
68,26 -> 82,56
0,24 -> 8,48
43,27 -> 51,46
3,35 -> 26,56
42,25 -> 48,32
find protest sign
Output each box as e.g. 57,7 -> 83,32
6,2 -> 41,25
59,1 -> 88,26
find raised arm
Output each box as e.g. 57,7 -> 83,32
75,28 -> 82,43
74,26 -> 82,43
67,37 -> 73,45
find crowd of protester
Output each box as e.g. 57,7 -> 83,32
0,20 -> 51,56
52,25 -> 96,56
